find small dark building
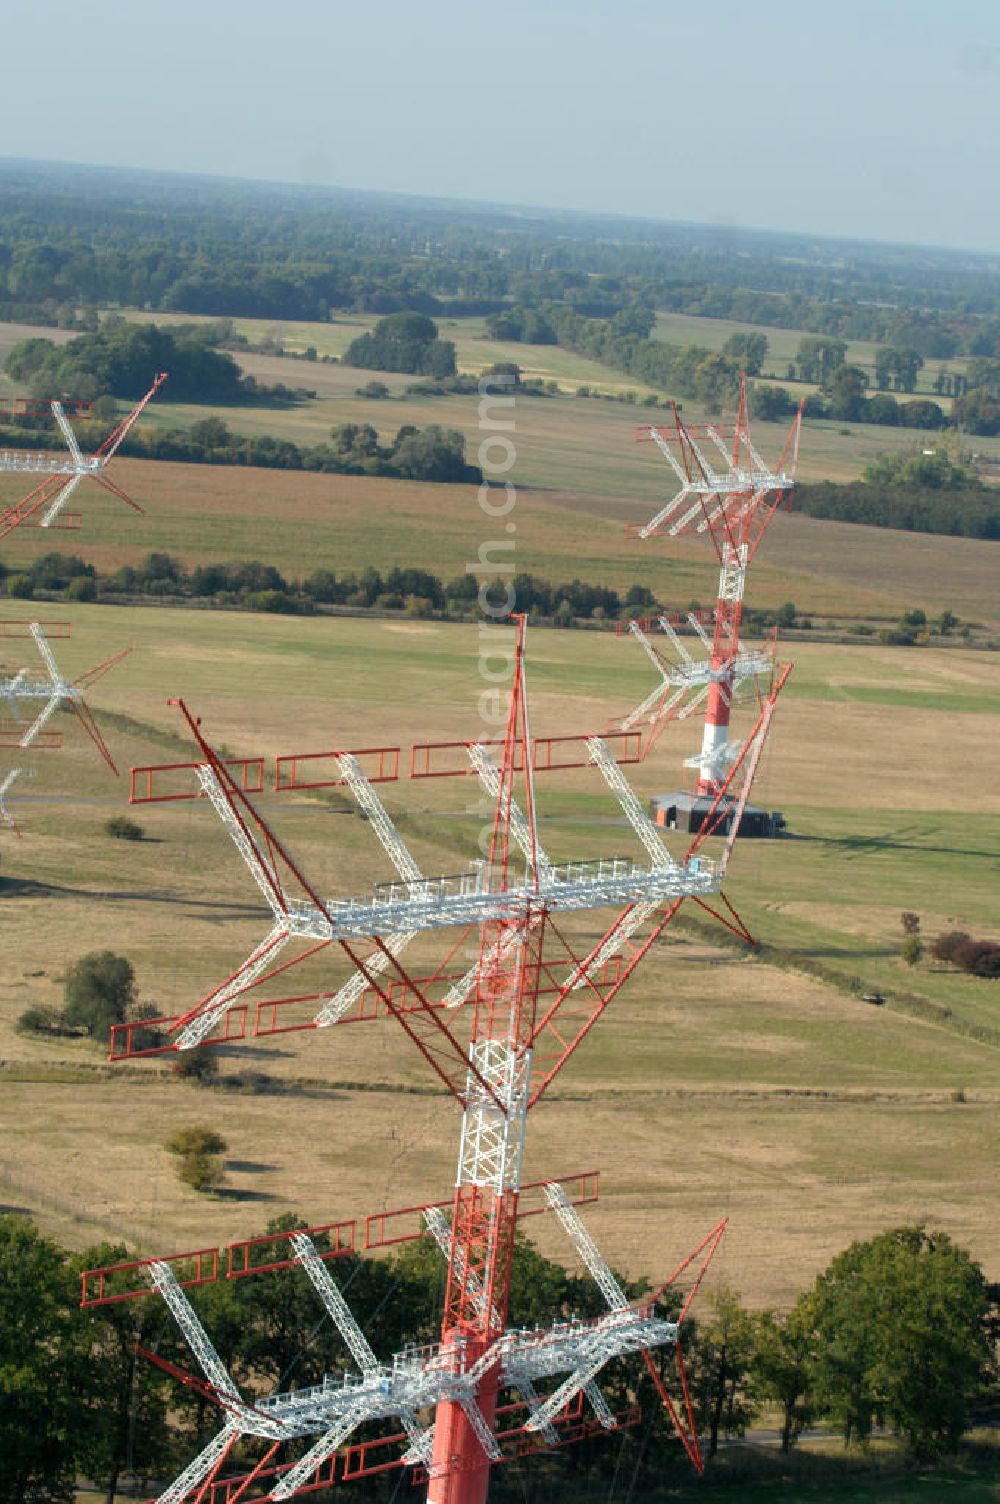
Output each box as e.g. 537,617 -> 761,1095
649,790 -> 785,839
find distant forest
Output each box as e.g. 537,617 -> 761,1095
4,160 -> 1000,456
3,159 -> 1000,351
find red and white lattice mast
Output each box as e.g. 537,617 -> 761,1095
83,618 -> 791,1504
0,619 -> 129,775
0,373 -> 167,539
626,380 -> 803,798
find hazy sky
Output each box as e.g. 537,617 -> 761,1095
4,0 -> 999,253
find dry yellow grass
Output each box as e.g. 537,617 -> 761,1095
3,453 -> 998,626
2,608 -> 999,1310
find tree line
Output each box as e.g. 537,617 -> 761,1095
799,447 -> 1000,548
3,1206 -> 993,1504
0,551 -> 665,625
0,399 -> 481,486
6,324 -> 252,404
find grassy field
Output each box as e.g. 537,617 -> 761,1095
3,452 -> 998,629
1,606 -> 999,1312
4,314 -> 997,495
1,301 -> 998,1316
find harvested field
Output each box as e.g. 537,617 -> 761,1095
2,608 -> 999,1308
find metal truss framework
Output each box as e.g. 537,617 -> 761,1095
0,619 -> 129,777
0,765 -> 32,836
0,373 -> 167,539
87,619 -> 791,1504
628,379 -> 803,793
83,1177 -> 725,1504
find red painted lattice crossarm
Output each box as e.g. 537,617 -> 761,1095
0,475 -> 71,540
80,1172 -> 599,1305
94,372 -> 168,460
71,695 -> 119,775
638,1217 -> 729,1474
0,395 -> 92,419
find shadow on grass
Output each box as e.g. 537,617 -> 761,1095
0,875 -> 265,918
790,830 -> 996,862
214,1187 -> 276,1203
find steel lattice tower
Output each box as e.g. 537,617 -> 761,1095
626,380 -> 803,795
0,374 -> 166,539
82,616 -> 790,1504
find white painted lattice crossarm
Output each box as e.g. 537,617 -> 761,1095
523,1354 -> 610,1433
681,431 -> 724,488
469,743 -> 552,876
269,1412 -> 365,1501
458,1397 -> 502,1460
29,623 -> 65,689
629,620 -> 671,676
147,1262 -> 269,1428
28,622 -> 66,691
337,753 -> 422,885
705,425 -> 732,468
314,928 -> 418,1027
291,1232 -> 433,1463
681,613 -> 714,653
40,473 -> 83,528
155,1424 -> 239,1504
0,767 -> 19,801
657,616 -> 694,667
515,1375 -> 559,1444
0,767 -> 29,831
586,737 -> 678,872
583,1380 -> 617,1428
636,484 -> 692,540
566,901 -> 658,992
51,402 -> 85,467
291,1233 -> 380,1374
177,922 -> 289,1049
621,679 -> 685,733
543,1182 -> 629,1311
646,427 -> 689,484
197,767 -> 286,921
19,693 -> 61,748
